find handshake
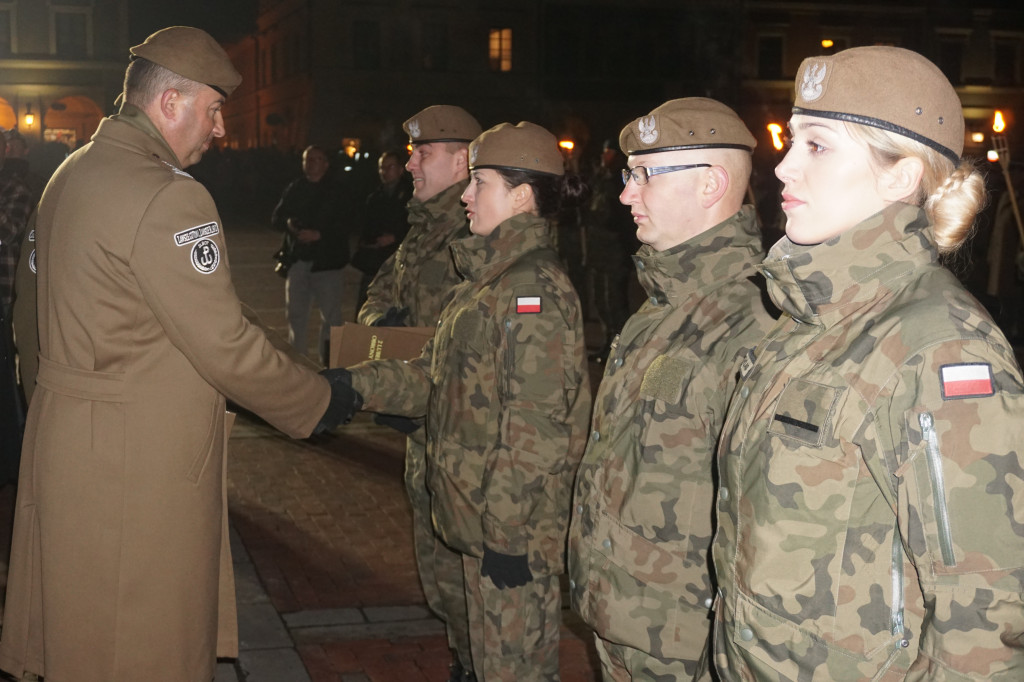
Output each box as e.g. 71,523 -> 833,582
311,369 -> 422,435
313,369 -> 362,434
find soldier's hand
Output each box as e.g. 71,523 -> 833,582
314,369 -> 364,434
372,306 -> 410,327
373,413 -> 422,434
480,546 -> 532,589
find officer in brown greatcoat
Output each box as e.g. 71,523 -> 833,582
0,26 -> 352,682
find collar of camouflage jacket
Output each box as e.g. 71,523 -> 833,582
631,204 -> 763,304
102,103 -> 185,170
406,179 -> 469,228
450,213 -> 553,281
760,201 -> 937,326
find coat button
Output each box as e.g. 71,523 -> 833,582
591,430 -> 601,442
740,386 -> 749,399
613,357 -> 623,368
576,504 -> 583,514
720,487 -> 730,502
740,627 -> 754,641
704,597 -> 713,609
602,538 -> 611,549
649,296 -> 658,305
569,579 -> 576,589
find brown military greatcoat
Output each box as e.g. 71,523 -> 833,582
0,106 -> 330,682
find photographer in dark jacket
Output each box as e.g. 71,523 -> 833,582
271,145 -> 349,364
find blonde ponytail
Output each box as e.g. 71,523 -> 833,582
846,123 -> 986,254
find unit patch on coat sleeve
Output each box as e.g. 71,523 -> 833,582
173,222 -> 220,247
516,296 -> 541,314
190,239 -> 220,274
939,363 -> 994,400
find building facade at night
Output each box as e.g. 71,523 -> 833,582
221,0 -> 1024,171
0,0 -> 129,150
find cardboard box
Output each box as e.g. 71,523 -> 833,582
330,323 -> 435,368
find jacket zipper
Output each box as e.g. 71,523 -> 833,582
918,412 -> 956,566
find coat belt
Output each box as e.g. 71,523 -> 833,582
36,355 -> 127,403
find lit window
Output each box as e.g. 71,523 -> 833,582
489,28 -> 512,72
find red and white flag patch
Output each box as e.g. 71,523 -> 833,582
516,296 -> 541,314
940,363 -> 994,400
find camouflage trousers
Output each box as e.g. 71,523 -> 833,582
462,556 -> 561,682
594,635 -> 711,682
404,438 -> 471,667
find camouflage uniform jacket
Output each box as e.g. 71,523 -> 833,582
568,206 -> 774,661
350,214 -> 592,575
710,202 -> 1024,681
357,181 -> 469,327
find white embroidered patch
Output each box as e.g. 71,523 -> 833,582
638,116 -> 658,145
28,249 -> 37,274
174,222 -> 220,247
190,239 -> 220,274
801,63 -> 827,102
28,229 -> 35,242
408,120 -> 421,139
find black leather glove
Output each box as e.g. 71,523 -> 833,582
373,413 -> 423,434
372,306 -> 410,327
314,368 -> 364,434
480,546 -> 532,589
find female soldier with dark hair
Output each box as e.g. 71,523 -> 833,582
329,121 -> 591,681
709,46 -> 1024,680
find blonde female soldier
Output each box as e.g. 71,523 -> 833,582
709,46 -> 1024,680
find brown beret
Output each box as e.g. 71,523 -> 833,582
469,122 -> 564,177
130,26 -> 242,97
620,97 -> 756,156
793,46 -> 963,165
403,105 -> 482,145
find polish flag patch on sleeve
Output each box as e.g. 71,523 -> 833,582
516,296 -> 541,314
939,363 -> 995,400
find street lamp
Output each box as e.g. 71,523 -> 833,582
767,123 -> 784,151
23,103 -> 34,127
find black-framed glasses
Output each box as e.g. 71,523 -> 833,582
621,163 -> 711,186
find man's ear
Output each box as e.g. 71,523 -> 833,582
881,156 -> 925,203
158,88 -> 181,123
452,147 -> 468,173
700,165 -> 730,209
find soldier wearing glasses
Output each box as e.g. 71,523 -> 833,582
568,98 -> 776,679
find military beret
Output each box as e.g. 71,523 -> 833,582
793,46 -> 964,165
620,97 -> 756,156
130,26 -> 242,97
403,105 -> 482,145
469,121 -> 564,177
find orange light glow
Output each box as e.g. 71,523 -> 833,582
767,123 -> 784,151
993,110 -> 1006,133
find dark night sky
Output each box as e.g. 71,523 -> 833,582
127,0 -> 259,45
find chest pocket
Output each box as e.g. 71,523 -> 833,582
768,379 -> 842,448
640,355 -> 691,404
419,259 -> 448,287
